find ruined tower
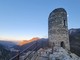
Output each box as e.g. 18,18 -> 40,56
48,8 -> 70,50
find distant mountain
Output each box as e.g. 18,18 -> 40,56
13,38 -> 48,51
0,40 -> 18,49
69,28 -> 80,56
18,37 -> 40,46
0,44 -> 11,60
69,28 -> 80,35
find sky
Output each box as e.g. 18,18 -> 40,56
0,0 -> 80,41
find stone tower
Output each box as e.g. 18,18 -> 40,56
48,8 -> 70,50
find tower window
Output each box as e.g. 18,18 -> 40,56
64,20 -> 67,26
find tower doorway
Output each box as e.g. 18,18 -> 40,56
61,41 -> 65,48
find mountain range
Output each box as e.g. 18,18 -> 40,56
0,28 -> 80,58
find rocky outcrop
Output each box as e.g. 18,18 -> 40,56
49,47 -> 80,60
35,47 -> 80,60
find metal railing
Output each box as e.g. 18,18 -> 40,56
9,41 -> 39,60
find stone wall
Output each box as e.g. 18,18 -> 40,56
48,8 -> 70,50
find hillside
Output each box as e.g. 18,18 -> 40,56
0,44 -> 11,60
0,40 -> 17,49
13,38 -> 48,51
69,28 -> 80,56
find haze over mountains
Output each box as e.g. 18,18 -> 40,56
0,37 -> 40,47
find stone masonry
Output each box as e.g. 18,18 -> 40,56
48,8 -> 70,50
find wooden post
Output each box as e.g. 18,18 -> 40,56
16,51 -> 20,60
36,41 -> 37,51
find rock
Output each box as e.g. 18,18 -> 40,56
49,47 -> 80,60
